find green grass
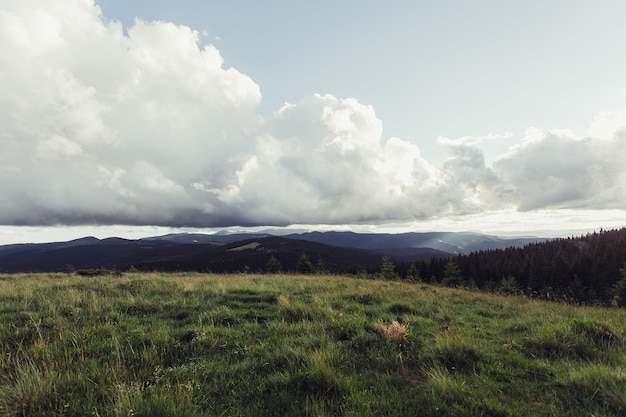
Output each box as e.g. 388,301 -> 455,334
0,272 -> 625,416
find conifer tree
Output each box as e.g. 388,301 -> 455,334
315,256 -> 327,274
442,261 -> 462,287
296,253 -> 314,274
266,256 -> 282,274
613,263 -> 626,307
406,262 -> 421,281
380,256 -> 398,280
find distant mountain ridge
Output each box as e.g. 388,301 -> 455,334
283,231 -> 543,255
0,231 -> 547,274
141,230 -> 544,258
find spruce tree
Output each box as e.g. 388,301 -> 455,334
266,256 -> 282,274
442,261 -> 462,287
315,256 -> 327,274
380,256 -> 398,280
296,253 -> 314,274
613,263 -> 626,307
406,262 -> 421,281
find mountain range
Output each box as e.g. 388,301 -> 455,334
0,231 -> 546,274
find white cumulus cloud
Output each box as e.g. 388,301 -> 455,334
492,129 -> 626,211
0,0 -> 625,230
0,0 -> 261,226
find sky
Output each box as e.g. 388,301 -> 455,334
1,0 -> 626,244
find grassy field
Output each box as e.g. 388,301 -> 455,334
0,272 -> 625,416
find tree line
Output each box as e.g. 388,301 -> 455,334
394,228 -> 626,305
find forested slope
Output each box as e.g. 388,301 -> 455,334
408,228 -> 626,304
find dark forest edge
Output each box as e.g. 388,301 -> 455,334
392,228 -> 626,307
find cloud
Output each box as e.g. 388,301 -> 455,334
0,0 -> 625,229
492,129 -> 626,211
0,0 -> 260,226
437,132 -> 513,147
588,109 -> 626,140
219,94 -> 446,224
439,142 -> 504,213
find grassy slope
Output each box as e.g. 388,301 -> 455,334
0,273 -> 625,417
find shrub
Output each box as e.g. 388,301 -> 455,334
76,268 -> 120,277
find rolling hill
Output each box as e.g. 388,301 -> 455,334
0,231 -> 545,274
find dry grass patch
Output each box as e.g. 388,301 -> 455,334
374,320 -> 410,341
277,295 -> 290,305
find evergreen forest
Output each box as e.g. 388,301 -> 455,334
398,228 -> 626,305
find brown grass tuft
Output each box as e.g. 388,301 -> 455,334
375,320 -> 410,341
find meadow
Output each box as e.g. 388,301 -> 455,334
0,272 -> 625,416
